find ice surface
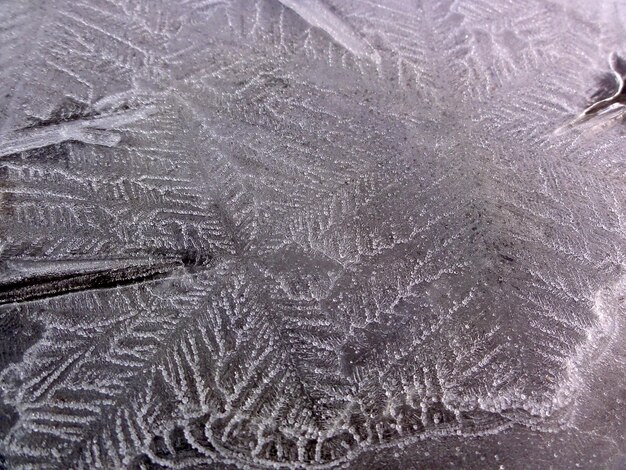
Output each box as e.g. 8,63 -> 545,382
0,1 -> 625,469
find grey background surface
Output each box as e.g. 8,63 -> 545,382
0,0 -> 625,468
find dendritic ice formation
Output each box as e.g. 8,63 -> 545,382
0,1 -> 625,469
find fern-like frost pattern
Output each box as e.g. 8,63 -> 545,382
0,0 -> 625,468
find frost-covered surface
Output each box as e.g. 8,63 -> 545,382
0,1 -> 625,469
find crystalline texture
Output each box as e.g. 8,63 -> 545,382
0,1 -> 624,469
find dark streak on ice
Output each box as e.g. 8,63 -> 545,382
0,257 -> 194,305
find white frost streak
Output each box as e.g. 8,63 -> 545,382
277,0 -> 380,63
0,107 -> 157,157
